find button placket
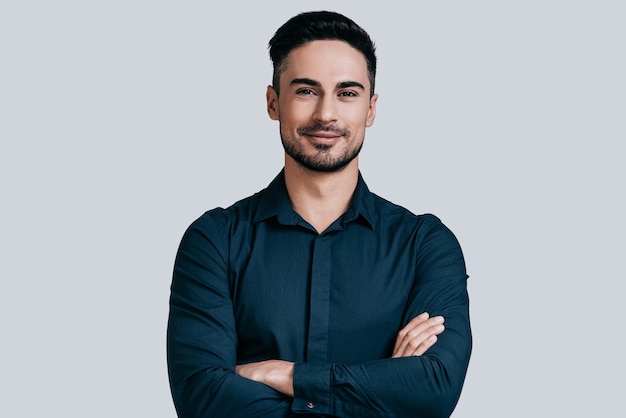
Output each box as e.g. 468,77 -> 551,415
306,234 -> 331,362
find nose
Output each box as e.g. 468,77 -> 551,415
313,94 -> 338,124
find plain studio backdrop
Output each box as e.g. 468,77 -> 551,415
1,1 -> 624,416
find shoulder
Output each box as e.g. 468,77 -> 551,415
192,190 -> 263,228
369,192 -> 462,248
181,190 -> 265,248
371,192 -> 442,228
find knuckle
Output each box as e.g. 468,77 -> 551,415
407,329 -> 419,339
407,339 -> 421,350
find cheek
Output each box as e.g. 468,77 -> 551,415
279,99 -> 318,120
345,102 -> 371,119
283,115 -> 313,134
346,109 -> 371,129
277,107 -> 300,126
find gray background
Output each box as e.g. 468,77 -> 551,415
2,1 -> 624,416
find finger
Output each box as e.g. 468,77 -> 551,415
393,318 -> 445,358
408,322 -> 446,356
393,313 -> 429,353
402,315 -> 444,337
393,327 -> 436,358
393,314 -> 434,356
393,315 -> 444,357
393,328 -> 441,358
412,334 -> 438,356
403,312 -> 430,329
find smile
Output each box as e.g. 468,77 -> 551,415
304,132 -> 343,145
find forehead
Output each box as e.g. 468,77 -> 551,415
281,40 -> 369,86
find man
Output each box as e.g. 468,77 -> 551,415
167,11 -> 471,418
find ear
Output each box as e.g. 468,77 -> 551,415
266,85 -> 279,120
365,93 -> 378,127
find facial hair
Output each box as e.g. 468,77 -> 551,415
281,123 -> 363,173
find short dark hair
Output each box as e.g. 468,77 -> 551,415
268,11 -> 377,97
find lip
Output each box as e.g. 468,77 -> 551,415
304,132 -> 342,144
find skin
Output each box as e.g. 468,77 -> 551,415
236,314 -> 445,397
266,40 -> 377,232
236,40 -> 445,397
270,41 -> 376,174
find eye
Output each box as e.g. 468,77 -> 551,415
339,91 -> 358,97
296,88 -> 315,95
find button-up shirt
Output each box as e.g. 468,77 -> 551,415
167,171 -> 472,417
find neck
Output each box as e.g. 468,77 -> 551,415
284,156 -> 359,233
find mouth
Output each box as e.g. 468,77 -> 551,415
306,130 -> 343,138
298,124 -> 348,146
303,131 -> 343,145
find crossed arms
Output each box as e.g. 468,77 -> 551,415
167,214 -> 471,417
236,312 -> 446,397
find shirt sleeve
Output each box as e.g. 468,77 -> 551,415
167,212 -> 300,418
292,217 -> 472,418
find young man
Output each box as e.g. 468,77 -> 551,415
167,11 -> 471,418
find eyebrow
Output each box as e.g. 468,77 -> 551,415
289,78 -> 365,91
337,81 -> 365,90
289,78 -> 320,87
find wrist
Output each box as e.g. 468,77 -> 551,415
269,361 -> 294,397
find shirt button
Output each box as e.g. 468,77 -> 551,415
307,402 -> 315,409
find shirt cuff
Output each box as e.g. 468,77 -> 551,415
291,362 -> 332,414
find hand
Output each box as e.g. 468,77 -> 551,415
235,360 -> 295,397
392,312 -> 445,358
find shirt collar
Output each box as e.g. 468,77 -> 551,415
253,170 -> 376,230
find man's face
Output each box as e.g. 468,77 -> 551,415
266,40 -> 378,173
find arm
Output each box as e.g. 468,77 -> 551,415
237,218 -> 471,417
166,213 -> 298,418
236,312 -> 446,396
297,219 -> 471,417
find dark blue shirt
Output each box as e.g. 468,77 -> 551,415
167,171 -> 471,417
